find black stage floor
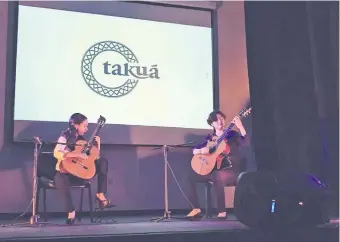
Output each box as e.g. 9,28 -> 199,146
0,214 -> 338,242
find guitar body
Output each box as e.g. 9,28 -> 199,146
191,140 -> 229,176
60,140 -> 99,180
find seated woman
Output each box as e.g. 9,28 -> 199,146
53,113 -> 112,224
186,110 -> 249,219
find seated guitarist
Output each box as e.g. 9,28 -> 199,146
186,110 -> 249,219
53,113 -> 112,224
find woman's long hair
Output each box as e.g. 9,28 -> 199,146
61,113 -> 87,150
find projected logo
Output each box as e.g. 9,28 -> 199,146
81,41 -> 159,97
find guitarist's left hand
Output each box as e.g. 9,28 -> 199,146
232,116 -> 243,128
232,116 -> 247,136
94,136 -> 101,145
94,136 -> 101,153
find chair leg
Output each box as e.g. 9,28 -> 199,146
78,188 -> 84,222
205,183 -> 212,218
88,185 -> 93,223
35,187 -> 40,217
43,188 -> 47,222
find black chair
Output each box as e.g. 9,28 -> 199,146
35,152 -> 93,222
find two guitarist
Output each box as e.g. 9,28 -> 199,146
186,110 -> 249,220
53,113 -> 112,225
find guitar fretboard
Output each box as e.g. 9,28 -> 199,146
81,117 -> 106,153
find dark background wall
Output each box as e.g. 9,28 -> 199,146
0,1 -> 253,213
245,1 -> 338,209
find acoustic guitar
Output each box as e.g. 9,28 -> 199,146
191,107 -> 252,176
60,115 -> 106,180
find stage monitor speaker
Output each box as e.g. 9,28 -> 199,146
234,171 -> 330,228
234,171 -> 278,227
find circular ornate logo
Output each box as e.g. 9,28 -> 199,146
81,41 -> 139,97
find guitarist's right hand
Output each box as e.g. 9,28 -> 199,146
200,147 -> 209,154
193,147 -> 209,155
193,149 -> 201,155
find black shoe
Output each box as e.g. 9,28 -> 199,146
96,197 -> 114,210
188,213 -> 202,221
66,217 -> 76,225
217,216 -> 227,220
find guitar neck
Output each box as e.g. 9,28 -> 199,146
216,107 -> 250,144
88,125 -> 103,145
216,123 -> 235,144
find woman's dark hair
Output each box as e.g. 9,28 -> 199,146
61,113 -> 87,150
207,110 -> 226,126
207,110 -> 226,134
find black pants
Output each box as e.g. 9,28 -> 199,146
187,168 -> 238,213
54,157 -> 108,213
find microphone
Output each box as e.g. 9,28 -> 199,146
19,137 -> 82,146
172,141 -> 196,147
152,141 -> 196,150
33,136 -> 42,145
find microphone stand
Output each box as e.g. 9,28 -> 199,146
151,142 -> 195,223
30,136 -> 41,225
1,137 -> 81,227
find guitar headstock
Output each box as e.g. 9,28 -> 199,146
97,115 -> 106,127
239,106 -> 252,118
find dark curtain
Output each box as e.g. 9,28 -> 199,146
244,1 -> 338,196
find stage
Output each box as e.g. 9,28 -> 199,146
0,213 -> 338,242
